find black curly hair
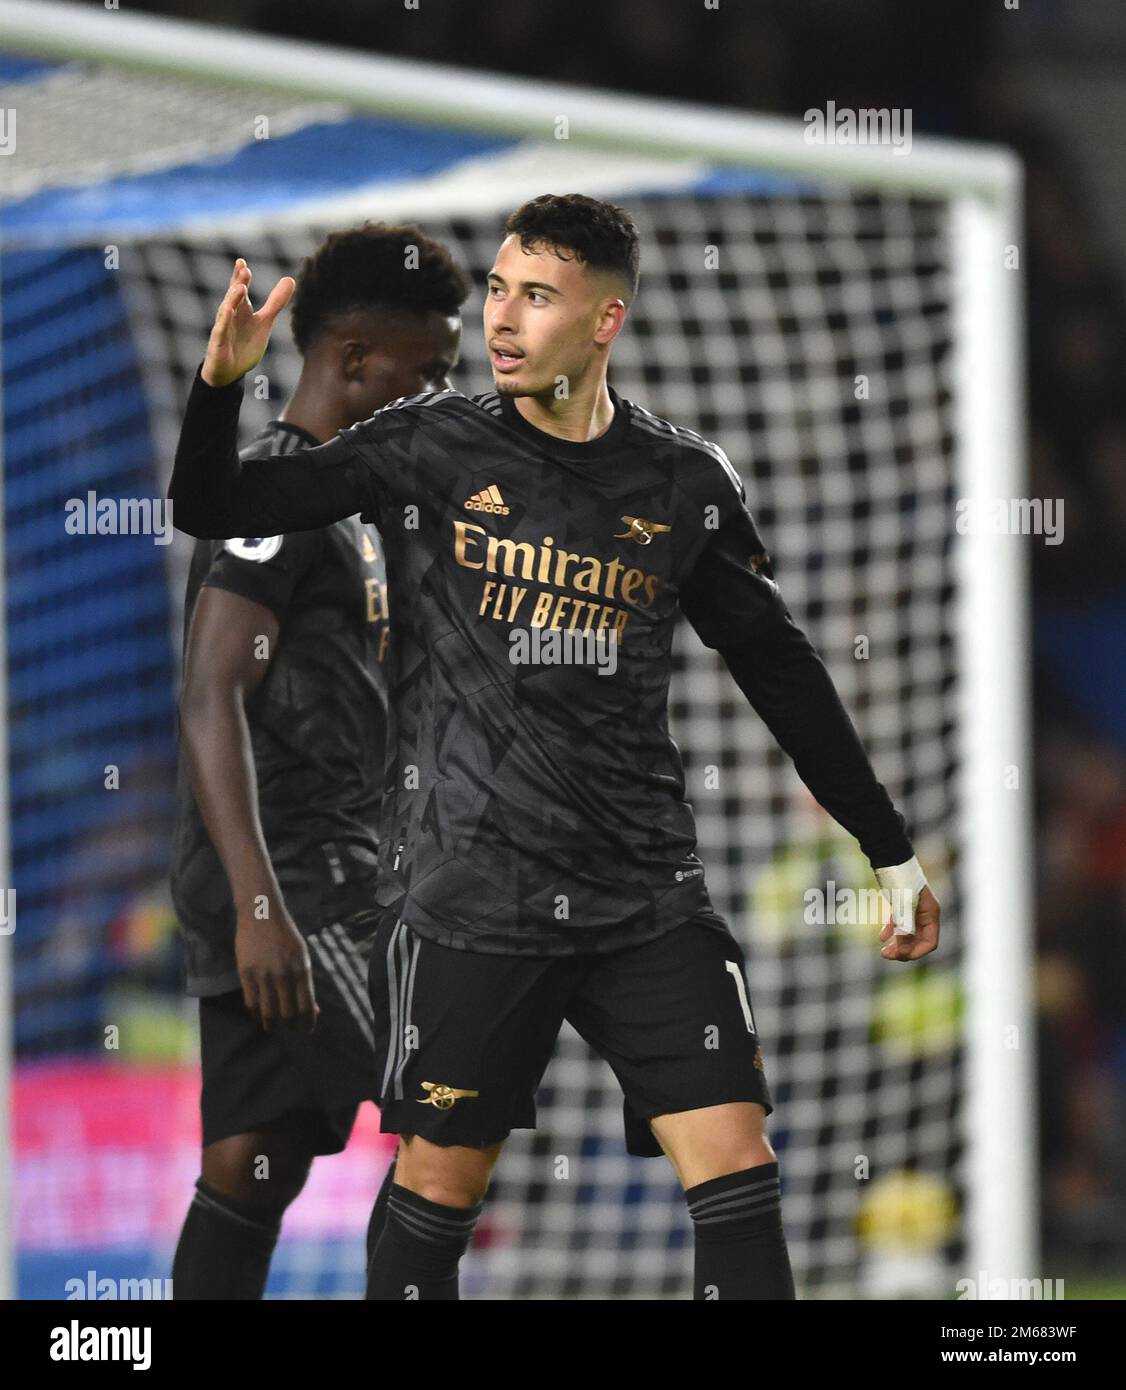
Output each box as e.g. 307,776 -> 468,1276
290,222 -> 470,355
503,194 -> 640,303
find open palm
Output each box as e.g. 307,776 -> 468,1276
202,258 -> 296,388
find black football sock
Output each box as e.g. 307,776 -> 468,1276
171,1177 -> 285,1300
686,1161 -> 796,1300
365,1149 -> 399,1273
365,1183 -> 482,1301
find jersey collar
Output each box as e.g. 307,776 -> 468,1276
269,419 -> 323,450
497,384 -> 631,461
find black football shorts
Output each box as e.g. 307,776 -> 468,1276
369,909 -> 773,1157
199,907 -> 383,1154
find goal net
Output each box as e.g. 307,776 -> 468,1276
1,2 -> 1031,1300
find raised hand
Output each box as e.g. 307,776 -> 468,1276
202,258 -> 296,388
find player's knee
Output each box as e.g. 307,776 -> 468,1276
729,1142 -> 777,1174
409,1177 -> 488,1208
710,1121 -> 777,1176
202,1131 -> 314,1208
401,1159 -> 493,1208
396,1136 -> 497,1208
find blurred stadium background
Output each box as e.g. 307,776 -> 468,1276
1,0 -> 1124,1299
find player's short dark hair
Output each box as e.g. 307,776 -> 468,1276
503,194 -> 640,303
290,222 -> 470,354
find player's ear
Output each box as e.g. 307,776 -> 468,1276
594,296 -> 627,346
341,339 -> 368,383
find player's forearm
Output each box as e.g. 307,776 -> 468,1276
168,365 -> 255,538
720,615 -> 914,868
169,363 -> 368,538
180,689 -> 282,914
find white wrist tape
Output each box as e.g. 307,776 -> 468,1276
873,855 -> 927,936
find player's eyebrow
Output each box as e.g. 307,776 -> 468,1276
486,270 -> 563,296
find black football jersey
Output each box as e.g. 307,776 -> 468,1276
170,419 -> 390,995
171,372 -> 912,958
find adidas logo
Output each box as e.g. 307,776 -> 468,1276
465,484 -> 510,516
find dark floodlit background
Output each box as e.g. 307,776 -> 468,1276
5,0 -> 1125,1294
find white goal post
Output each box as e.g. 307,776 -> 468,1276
0,0 -> 1033,1295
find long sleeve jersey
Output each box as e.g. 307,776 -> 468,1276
169,367 -> 913,956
